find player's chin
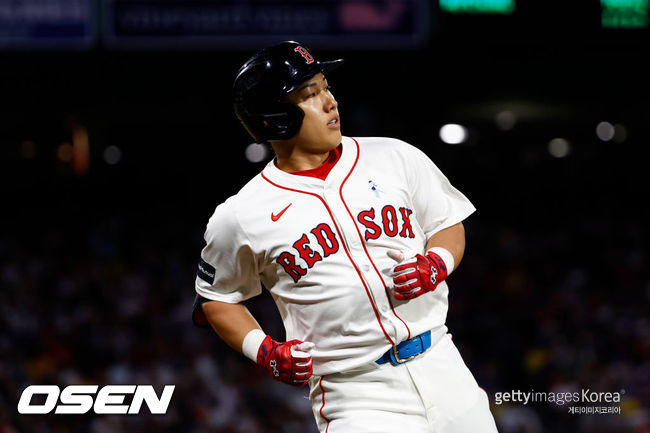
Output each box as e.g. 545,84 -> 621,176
323,128 -> 342,147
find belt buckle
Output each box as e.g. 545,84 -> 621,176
389,340 -> 420,365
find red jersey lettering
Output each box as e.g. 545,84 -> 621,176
399,207 -> 415,238
381,205 -> 399,237
293,234 -> 323,268
311,223 -> 339,257
276,252 -> 307,283
357,208 -> 382,241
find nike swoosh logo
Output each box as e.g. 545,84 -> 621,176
271,203 -> 292,222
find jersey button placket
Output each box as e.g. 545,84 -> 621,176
325,190 -> 380,306
333,199 -> 399,341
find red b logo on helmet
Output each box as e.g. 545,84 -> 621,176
294,46 -> 314,64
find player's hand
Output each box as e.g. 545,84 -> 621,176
387,249 -> 448,300
256,337 -> 314,386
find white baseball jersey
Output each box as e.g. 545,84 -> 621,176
195,136 -> 475,376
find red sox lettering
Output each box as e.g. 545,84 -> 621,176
276,205 -> 414,282
276,222 -> 340,282
357,205 -> 415,241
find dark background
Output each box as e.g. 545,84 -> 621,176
1,1 -> 649,432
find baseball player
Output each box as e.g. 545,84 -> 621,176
192,41 -> 499,433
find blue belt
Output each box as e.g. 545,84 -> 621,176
376,330 -> 432,365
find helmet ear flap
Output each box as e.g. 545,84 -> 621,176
261,102 -> 305,142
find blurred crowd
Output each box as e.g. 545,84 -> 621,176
452,213 -> 650,433
0,211 -> 317,433
1,165 -> 648,433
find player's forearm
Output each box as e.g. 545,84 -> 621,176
201,299 -> 314,386
201,300 -> 262,354
425,222 -> 466,273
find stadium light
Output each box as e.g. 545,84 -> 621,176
439,124 -> 468,144
596,121 -> 615,141
245,142 -> 269,163
103,145 -> 122,165
495,110 -> 517,131
613,123 -> 628,143
548,138 -> 571,158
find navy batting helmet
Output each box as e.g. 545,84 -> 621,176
233,41 -> 343,143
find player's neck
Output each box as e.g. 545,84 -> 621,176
271,144 -> 333,173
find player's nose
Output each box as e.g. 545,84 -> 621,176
323,91 -> 337,112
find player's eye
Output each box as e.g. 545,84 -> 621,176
304,84 -> 331,100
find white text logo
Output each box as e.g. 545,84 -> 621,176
17,385 -> 175,415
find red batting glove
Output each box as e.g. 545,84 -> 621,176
390,250 -> 448,300
256,336 -> 313,386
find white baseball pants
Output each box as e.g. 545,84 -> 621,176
309,333 -> 499,433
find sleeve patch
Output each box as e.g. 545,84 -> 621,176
197,258 -> 216,284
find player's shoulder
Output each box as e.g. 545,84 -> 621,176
350,136 -> 422,154
205,172 -> 267,230
349,136 -> 428,161
351,136 -> 410,148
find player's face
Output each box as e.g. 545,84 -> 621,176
285,73 -> 341,152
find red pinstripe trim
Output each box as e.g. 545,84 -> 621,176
261,170 -> 395,346
340,138 -> 412,339
318,377 -> 330,431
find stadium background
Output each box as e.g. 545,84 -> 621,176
1,1 -> 648,432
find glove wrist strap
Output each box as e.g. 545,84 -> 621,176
427,247 -> 455,277
242,328 -> 267,362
